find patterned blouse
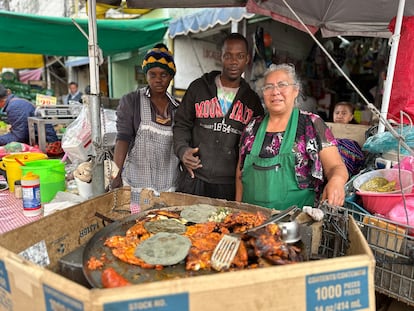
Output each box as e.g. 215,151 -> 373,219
239,110 -> 337,200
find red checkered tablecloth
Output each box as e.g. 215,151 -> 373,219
0,186 -> 42,234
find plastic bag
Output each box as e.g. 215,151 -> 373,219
387,198 -> 414,235
61,106 -> 117,163
362,125 -> 414,155
392,155 -> 414,171
61,105 -> 92,163
101,109 -> 117,147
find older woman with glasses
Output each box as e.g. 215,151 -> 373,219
235,63 -> 348,210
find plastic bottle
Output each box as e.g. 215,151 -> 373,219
14,180 -> 22,199
21,172 -> 42,217
353,103 -> 362,124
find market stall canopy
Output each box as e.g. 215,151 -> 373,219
0,10 -> 169,57
168,7 -> 254,38
121,0 -> 414,38
245,0 -> 414,38
123,0 -> 246,8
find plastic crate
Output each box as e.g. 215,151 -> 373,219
344,194 -> 371,222
326,202 -> 414,307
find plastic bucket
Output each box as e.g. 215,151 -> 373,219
21,159 -> 66,203
356,191 -> 414,215
0,152 -> 48,192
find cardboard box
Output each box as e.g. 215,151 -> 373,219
0,189 -> 376,311
362,216 -> 406,255
326,122 -> 370,147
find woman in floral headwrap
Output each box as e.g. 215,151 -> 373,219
111,43 -> 180,213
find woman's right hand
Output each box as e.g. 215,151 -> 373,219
110,174 -> 123,190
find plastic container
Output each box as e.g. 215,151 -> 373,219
21,159 -> 66,203
353,169 -> 414,215
14,180 -> 22,199
0,152 -> 48,192
74,177 -> 93,199
344,194 -> 371,221
21,172 -> 42,217
353,169 -> 413,194
356,191 -> 414,215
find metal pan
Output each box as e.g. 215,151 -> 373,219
82,204 -> 304,288
82,205 -> 249,288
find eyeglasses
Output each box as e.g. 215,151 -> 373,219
262,82 -> 296,94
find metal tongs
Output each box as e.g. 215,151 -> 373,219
211,205 -> 300,271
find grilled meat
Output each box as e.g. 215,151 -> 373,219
97,209 -> 303,281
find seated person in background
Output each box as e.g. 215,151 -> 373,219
333,101 -> 358,124
0,84 -> 59,146
333,101 -> 365,176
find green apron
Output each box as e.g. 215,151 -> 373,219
242,108 -> 315,210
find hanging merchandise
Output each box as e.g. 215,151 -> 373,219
388,16 -> 414,123
263,32 -> 272,48
263,32 -> 273,66
250,26 -> 267,96
253,26 -> 266,62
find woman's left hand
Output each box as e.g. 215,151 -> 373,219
320,146 -> 349,207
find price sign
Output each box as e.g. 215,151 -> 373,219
36,94 -> 57,106
306,267 -> 369,311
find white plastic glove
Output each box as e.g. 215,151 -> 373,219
303,206 -> 325,222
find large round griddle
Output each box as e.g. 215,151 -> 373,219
82,205 -> 242,288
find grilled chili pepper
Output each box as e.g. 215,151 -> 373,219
101,267 -> 131,288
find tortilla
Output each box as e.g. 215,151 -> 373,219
135,232 -> 191,266
144,219 -> 187,234
180,204 -> 218,223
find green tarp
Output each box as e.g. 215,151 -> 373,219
0,10 -> 169,57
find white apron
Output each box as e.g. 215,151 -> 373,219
123,92 -> 179,212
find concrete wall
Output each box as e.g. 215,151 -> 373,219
6,0 -> 68,16
110,53 -> 140,99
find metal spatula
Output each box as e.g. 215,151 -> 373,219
211,205 -> 299,271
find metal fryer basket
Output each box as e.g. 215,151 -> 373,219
322,200 -> 414,307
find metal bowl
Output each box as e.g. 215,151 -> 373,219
278,221 -> 301,244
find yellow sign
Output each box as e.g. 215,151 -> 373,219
0,53 -> 44,71
35,94 -> 57,106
